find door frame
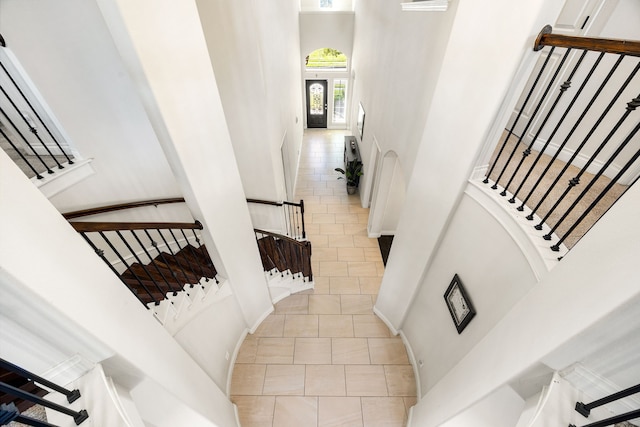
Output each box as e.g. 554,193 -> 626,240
305,80 -> 328,128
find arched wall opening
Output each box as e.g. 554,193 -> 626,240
368,150 -> 406,238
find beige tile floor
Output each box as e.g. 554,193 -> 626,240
230,130 -> 417,427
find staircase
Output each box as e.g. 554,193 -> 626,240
64,198 -> 313,317
120,244 -> 217,306
255,230 -> 313,303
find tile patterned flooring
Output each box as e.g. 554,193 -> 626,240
230,130 -> 417,426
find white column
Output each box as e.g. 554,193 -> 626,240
96,0 -> 273,330
375,0 -> 564,330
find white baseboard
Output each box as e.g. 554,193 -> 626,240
400,330 -> 422,403
35,158 -> 95,198
226,328 -> 249,397
372,306 -> 398,336
529,138 -> 640,186
249,305 -> 275,335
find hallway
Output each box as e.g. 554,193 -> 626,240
230,130 -> 417,426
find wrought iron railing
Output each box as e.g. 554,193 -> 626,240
484,26 -> 640,254
64,199 -> 218,307
0,358 -> 88,426
254,228 -> 313,282
569,383 -> 640,427
247,198 -> 306,240
0,53 -> 75,180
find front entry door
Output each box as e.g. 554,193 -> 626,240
306,80 -> 327,128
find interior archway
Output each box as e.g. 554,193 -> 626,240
368,150 -> 406,237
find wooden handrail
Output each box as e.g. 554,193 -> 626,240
247,198 -> 303,207
62,197 -> 186,220
254,228 -> 310,248
69,220 -> 202,233
247,198 -> 283,207
64,197 -> 303,220
535,24 -> 640,56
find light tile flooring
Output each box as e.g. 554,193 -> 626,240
230,130 -> 417,426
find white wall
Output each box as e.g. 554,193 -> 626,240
380,155 -> 406,234
410,172 -> 640,426
0,0 -> 182,213
439,386 -> 525,427
402,193 -> 538,395
130,378 -> 222,427
174,293 -> 247,392
349,0 -> 459,201
299,12 -> 355,59
196,0 -> 305,203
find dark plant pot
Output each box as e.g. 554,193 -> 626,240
347,184 -> 357,195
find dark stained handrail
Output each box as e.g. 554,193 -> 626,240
64,197 -> 303,219
69,221 -> 202,233
535,24 -> 640,56
62,197 -> 186,219
246,198 -> 283,207
248,199 -> 306,240
253,228 -> 308,248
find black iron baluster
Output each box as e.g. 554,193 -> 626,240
0,61 -> 73,164
575,383 -> 640,417
515,51 -> 608,211
497,48 -> 572,196
190,229 -> 215,283
157,229 -> 190,289
485,46 -> 557,187
168,229 -> 199,285
286,204 -> 292,237
130,230 -> 174,294
0,85 -> 64,169
535,93 -> 640,231
79,232 -> 120,277
144,229 -> 181,294
0,383 -> 88,425
115,230 -> 166,303
0,358 -> 81,404
300,199 -> 306,239
0,125 -> 43,179
181,229 -> 208,282
550,121 -> 640,251
528,59 -> 640,222
304,241 -> 313,281
294,204 -> 301,240
568,408 -> 640,427
0,105 -> 52,174
180,229 -> 209,286
98,231 -> 155,305
506,50 -> 588,204
115,230 -> 165,302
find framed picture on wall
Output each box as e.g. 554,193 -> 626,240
444,274 -> 476,334
356,102 -> 365,141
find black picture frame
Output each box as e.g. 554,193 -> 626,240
444,274 -> 476,334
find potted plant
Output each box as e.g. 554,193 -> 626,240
335,160 -> 363,195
